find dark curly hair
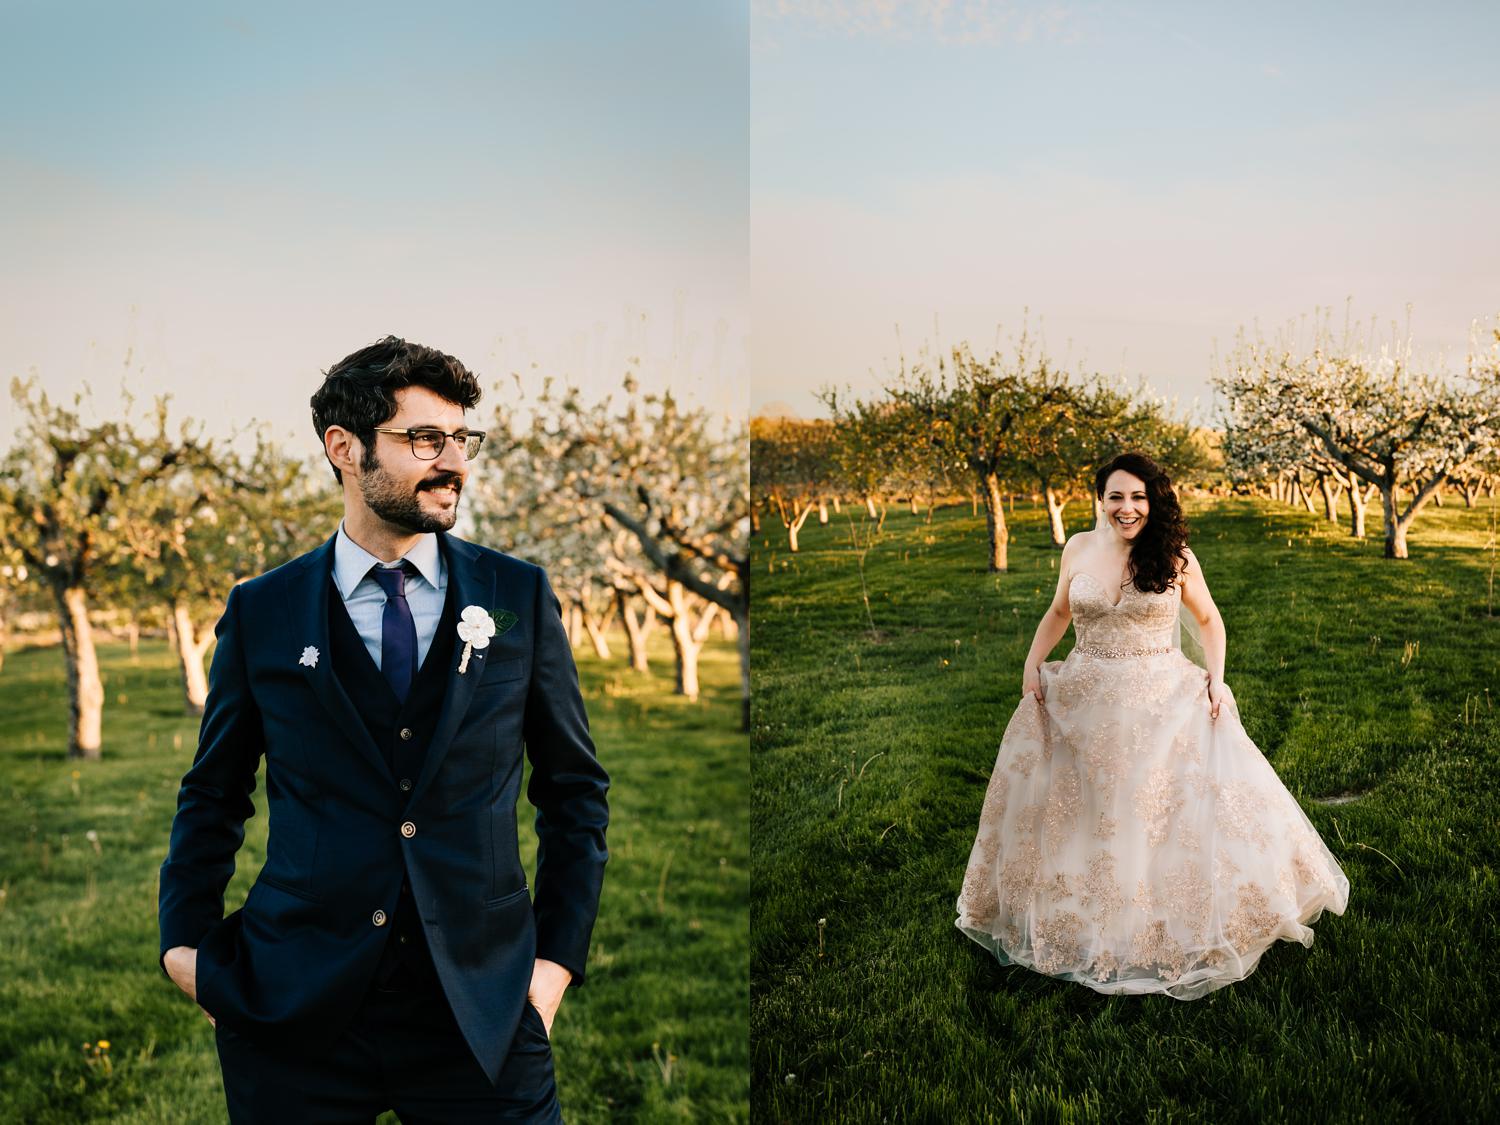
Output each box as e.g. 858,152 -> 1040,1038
1093,451 -> 1190,595
310,335 -> 483,483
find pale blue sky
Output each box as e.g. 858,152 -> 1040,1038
752,0 -> 1500,422
1,1 -> 748,449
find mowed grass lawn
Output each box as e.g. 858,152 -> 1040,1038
0,628 -> 748,1123
751,494 -> 1499,1123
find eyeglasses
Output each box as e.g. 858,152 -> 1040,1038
371,427 -> 486,461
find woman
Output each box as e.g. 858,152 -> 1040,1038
955,452 -> 1349,999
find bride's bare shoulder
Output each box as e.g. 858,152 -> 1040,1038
1064,528 -> 1098,553
1060,529 -> 1092,575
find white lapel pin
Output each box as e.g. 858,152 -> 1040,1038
299,645 -> 320,669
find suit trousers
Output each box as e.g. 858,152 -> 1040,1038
214,962 -> 563,1124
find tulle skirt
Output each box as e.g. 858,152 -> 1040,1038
955,649 -> 1349,999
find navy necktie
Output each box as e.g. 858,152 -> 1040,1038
369,562 -> 419,704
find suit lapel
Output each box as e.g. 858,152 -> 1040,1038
409,532 -> 495,807
290,533 -> 391,782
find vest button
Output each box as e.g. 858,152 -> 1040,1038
372,909 -> 387,926
400,728 -> 414,741
400,821 -> 416,838
399,778 -> 413,792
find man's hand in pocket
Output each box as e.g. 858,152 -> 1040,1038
164,945 -> 216,1027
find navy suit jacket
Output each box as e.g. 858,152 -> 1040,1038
157,531 -> 610,1085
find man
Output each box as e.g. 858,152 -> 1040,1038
158,336 -> 609,1122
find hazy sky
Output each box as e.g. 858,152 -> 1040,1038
752,0 -> 1500,423
1,2 -> 748,453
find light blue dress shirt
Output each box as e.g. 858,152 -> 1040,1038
332,521 -> 448,674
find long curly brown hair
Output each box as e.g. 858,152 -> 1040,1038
1094,452 -> 1190,595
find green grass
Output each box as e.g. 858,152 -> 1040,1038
751,494 -> 1500,1123
0,630 -> 748,1123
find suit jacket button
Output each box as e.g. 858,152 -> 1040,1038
372,910 -> 387,926
400,821 -> 416,838
399,728 -> 414,741
399,778 -> 413,792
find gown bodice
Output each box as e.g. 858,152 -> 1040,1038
1068,572 -> 1179,654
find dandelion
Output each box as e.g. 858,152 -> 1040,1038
97,1040 -> 110,1050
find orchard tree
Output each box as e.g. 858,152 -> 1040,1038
594,385 -> 749,728
1218,326 -> 1500,558
0,379 -> 206,758
750,417 -> 836,550
120,425 -> 339,713
832,338 -> 1077,571
482,374 -> 750,727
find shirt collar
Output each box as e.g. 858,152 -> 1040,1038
333,520 -> 445,599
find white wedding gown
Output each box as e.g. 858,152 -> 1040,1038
956,572 -> 1350,999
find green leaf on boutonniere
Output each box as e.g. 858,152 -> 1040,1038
489,608 -> 518,636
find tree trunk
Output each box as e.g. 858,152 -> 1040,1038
1347,471 -> 1368,539
172,601 -> 213,716
666,581 -> 702,700
580,603 -> 613,660
831,496 -> 842,514
564,602 -> 582,647
617,590 -> 652,673
908,495 -> 919,515
980,471 -> 1009,572
1294,475 -> 1316,514
788,501 -> 813,552
749,504 -> 761,534
1433,485 -> 1444,508
55,584 -> 104,759
817,497 -> 829,524
864,494 -> 877,519
1043,485 -> 1067,547
1317,474 -> 1339,521
1381,487 -> 1408,559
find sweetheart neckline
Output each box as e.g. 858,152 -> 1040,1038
1069,571 -> 1180,609
1069,571 -> 1131,609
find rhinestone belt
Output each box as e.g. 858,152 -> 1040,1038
1074,644 -> 1174,659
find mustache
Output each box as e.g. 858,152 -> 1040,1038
419,475 -> 463,492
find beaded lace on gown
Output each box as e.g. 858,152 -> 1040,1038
955,571 -> 1349,999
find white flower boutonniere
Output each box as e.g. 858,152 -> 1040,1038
299,645 -> 319,669
456,605 -> 497,674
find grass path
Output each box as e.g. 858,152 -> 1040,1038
1,631 -> 748,1123
751,495 -> 1498,1122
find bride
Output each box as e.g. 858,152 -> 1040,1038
955,452 -> 1349,999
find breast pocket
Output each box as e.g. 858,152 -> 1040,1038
475,655 -> 525,690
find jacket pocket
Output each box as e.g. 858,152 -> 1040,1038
257,873 -> 325,903
476,656 -> 525,687
482,884 -> 529,909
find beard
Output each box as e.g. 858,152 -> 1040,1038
358,447 -> 462,534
